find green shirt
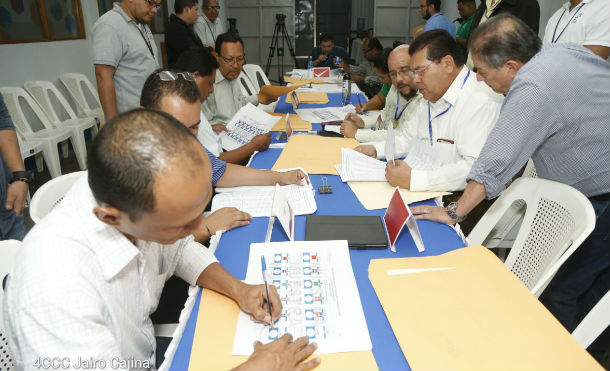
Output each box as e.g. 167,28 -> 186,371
456,14 -> 474,40
380,83 -> 391,97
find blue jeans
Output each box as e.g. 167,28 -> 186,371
0,213 -> 25,241
540,198 -> 610,359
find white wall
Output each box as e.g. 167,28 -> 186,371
0,1 -> 164,90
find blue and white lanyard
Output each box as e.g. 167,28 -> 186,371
551,2 -> 586,43
427,69 -> 470,145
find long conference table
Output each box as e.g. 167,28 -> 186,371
169,92 -> 466,371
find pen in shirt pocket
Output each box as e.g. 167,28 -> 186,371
437,138 -> 454,144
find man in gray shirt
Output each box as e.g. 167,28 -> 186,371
411,14 -> 610,360
92,0 -> 161,120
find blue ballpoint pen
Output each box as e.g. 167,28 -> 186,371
261,256 -> 273,326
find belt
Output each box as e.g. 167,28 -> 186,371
590,192 -> 610,202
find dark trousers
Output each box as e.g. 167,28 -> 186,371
539,198 -> 610,361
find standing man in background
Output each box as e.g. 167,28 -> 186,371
0,95 -> 29,241
165,0 -> 202,68
92,0 -> 161,120
194,0 -> 226,48
542,0 -> 610,60
420,0 -> 456,39
455,0 -> 477,53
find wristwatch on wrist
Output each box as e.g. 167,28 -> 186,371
445,201 -> 465,223
10,170 -> 33,184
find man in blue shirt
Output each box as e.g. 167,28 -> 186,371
0,95 -> 30,241
310,33 -> 350,69
420,0 -> 456,39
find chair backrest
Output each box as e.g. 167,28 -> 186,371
468,177 -> 596,297
237,72 -> 256,97
242,64 -> 271,92
523,158 -> 538,178
58,73 -> 102,117
24,80 -> 79,125
0,87 -> 57,136
0,239 -> 20,371
572,288 -> 610,349
29,171 -> 85,223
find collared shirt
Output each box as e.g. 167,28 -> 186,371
469,44 -> 610,199
356,85 -> 422,143
198,111 -> 224,157
542,0 -> 610,59
194,13 -> 226,47
92,3 -> 159,116
349,59 -> 382,86
424,13 -> 456,39
165,14 -> 203,68
201,70 -> 258,125
371,67 -> 503,192
456,14 -> 475,40
3,174 -> 217,370
310,45 -> 350,69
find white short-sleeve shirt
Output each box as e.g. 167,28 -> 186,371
542,0 -> 610,50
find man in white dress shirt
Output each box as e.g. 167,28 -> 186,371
176,46 -> 271,164
194,0 -> 226,48
356,30 -> 503,194
2,109 -> 320,371
202,32 -> 276,132
542,0 -> 610,60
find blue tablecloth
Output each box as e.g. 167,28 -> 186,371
169,146 -> 465,371
275,92 -> 365,114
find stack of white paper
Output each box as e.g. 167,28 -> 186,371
212,181 -> 317,217
232,240 -> 372,355
221,103 -> 281,151
336,148 -> 386,182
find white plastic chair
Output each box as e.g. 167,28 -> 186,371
242,64 -> 271,93
17,136 -> 44,173
572,288 -> 610,349
0,239 -> 21,371
24,80 -> 98,170
0,87 -> 73,178
470,159 -> 538,250
29,171 -> 85,223
237,71 -> 257,97
468,177 -> 596,297
58,73 -> 105,123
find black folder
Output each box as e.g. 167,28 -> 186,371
305,215 -> 388,249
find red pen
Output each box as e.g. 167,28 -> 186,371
437,138 -> 454,144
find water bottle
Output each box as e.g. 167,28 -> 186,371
307,56 -> 314,78
342,73 -> 351,106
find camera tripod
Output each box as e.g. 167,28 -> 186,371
265,14 -> 297,83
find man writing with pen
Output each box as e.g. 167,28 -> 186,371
355,30 -> 503,233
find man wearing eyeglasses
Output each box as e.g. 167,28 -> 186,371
194,0 -> 226,48
165,0 -> 202,68
92,0 -> 161,121
355,30 -> 503,232
337,38 -> 385,98
202,32 -> 276,137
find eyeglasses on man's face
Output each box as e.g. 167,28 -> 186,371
409,61 -> 434,78
389,65 -> 413,80
219,54 -> 246,65
145,0 -> 162,10
205,6 -> 221,11
157,71 -> 196,82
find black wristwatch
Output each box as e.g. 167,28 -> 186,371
10,170 -> 33,184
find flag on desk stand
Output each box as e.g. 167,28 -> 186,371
290,90 -> 300,112
285,113 -> 293,139
383,187 -> 425,253
265,184 -> 295,242
385,120 -> 395,165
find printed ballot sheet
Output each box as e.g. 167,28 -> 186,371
336,148 -> 386,182
221,103 -> 281,151
212,175 -> 317,217
232,240 -> 372,355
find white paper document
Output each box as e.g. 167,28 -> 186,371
232,240 -> 372,355
212,172 -> 317,217
385,121 -> 395,164
221,103 -> 281,151
405,139 -> 443,170
271,184 -> 295,240
336,148 -> 386,182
